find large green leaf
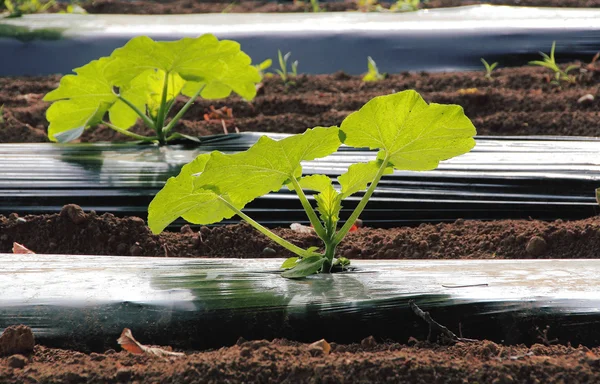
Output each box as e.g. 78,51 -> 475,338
44,58 -> 150,142
148,127 -> 341,233
148,154 -> 240,234
44,58 -> 116,142
338,160 -> 393,199
340,90 -> 476,171
105,34 -> 261,100
194,127 -> 341,207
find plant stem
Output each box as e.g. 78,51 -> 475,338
333,155 -> 390,245
218,196 -> 314,258
154,71 -> 171,144
163,84 -> 206,136
322,241 -> 337,273
102,121 -> 158,142
289,177 -> 328,240
117,95 -> 155,130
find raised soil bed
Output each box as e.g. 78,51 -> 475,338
63,0 -> 600,15
1,64 -> 599,143
1,63 -> 600,381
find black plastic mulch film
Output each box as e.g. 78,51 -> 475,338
1,256 -> 599,351
1,6 -> 600,75
2,133 -> 599,228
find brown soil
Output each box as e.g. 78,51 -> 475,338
2,204 -> 599,259
1,65 -> 599,143
76,0 -> 600,15
2,338 -> 600,383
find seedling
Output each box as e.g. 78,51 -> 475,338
275,50 -> 298,85
390,0 -> 421,12
255,59 -> 272,79
362,56 -> 387,82
3,0 -> 54,17
43,34 -> 261,144
529,41 -> 578,85
0,104 -> 4,125
148,90 -> 476,278
480,58 -> 498,80
293,0 -> 322,12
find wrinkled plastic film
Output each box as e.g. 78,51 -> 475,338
1,134 -> 598,227
1,6 -> 600,75
1,255 -> 599,351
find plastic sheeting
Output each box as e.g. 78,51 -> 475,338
1,133 -> 599,228
1,5 -> 600,75
1,254 -> 599,351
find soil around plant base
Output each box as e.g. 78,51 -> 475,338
74,0 -> 600,15
1,205 -> 599,259
1,338 -> 600,383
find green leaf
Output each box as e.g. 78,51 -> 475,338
148,126 -> 341,233
257,59 -> 272,71
340,90 -> 476,171
596,187 -> 600,205
281,257 -> 300,269
338,160 -> 393,198
147,154 -> 240,234
194,126 -> 341,207
297,174 -> 342,229
106,34 -> 261,100
44,58 -> 118,142
281,255 -> 326,278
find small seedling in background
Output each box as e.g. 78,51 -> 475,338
310,0 -> 322,12
43,34 -> 261,144
390,0 -> 421,12
529,41 -> 578,85
595,187 -> 600,205
362,56 -> 387,82
480,58 -> 498,80
0,105 -> 4,125
4,0 -> 54,17
148,90 -> 476,278
275,50 -> 299,85
357,0 -> 379,11
293,0 -> 322,12
254,58 -> 272,79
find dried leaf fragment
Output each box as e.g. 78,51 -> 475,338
12,243 -> 35,254
308,339 -> 331,355
117,328 -> 184,357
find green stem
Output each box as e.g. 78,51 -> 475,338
154,71 -> 171,144
218,196 -> 314,258
102,121 -> 158,142
163,84 -> 205,136
117,95 -> 155,130
289,177 -> 328,240
333,155 -> 390,245
322,241 -> 337,273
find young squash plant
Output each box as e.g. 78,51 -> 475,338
44,34 -> 261,144
148,90 -> 476,278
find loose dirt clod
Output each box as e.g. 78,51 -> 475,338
6,355 -> 27,369
60,204 -> 87,225
526,236 -> 548,256
0,325 -> 34,357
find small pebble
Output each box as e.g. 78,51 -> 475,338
262,247 -> 277,256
